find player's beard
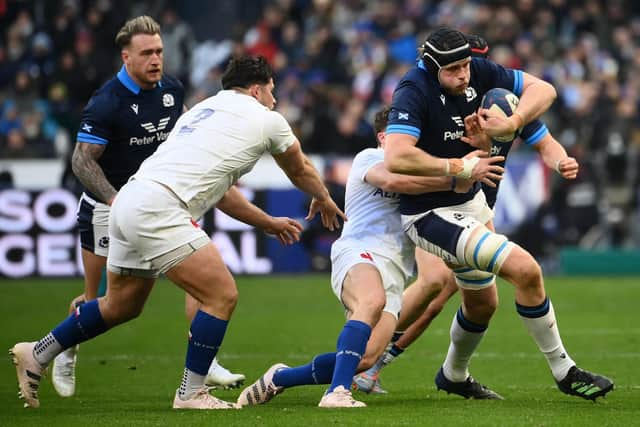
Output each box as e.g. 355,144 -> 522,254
445,82 -> 468,96
146,68 -> 163,84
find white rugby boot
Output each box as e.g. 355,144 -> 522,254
318,385 -> 366,408
204,357 -> 246,389
237,363 -> 288,406
172,386 -> 239,409
9,342 -> 45,408
52,345 -> 78,397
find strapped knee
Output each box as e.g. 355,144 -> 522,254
462,226 -> 514,274
452,266 -> 496,290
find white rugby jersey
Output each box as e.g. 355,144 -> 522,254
134,90 -> 295,219
336,148 -> 415,276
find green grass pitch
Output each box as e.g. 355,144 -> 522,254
1,275 -> 639,426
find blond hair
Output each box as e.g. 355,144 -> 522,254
115,15 -> 160,48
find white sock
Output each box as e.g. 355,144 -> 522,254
518,300 -> 575,381
442,311 -> 486,382
178,368 -> 206,400
33,333 -> 63,366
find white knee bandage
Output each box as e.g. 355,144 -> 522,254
462,226 -> 514,274
452,266 -> 496,290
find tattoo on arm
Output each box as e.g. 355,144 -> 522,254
71,142 -> 117,204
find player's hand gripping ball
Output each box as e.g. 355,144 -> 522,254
480,88 -> 521,142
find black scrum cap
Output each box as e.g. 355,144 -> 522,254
421,27 -> 471,78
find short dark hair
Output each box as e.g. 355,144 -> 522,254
115,15 -> 160,49
374,106 -> 390,135
221,55 -> 273,90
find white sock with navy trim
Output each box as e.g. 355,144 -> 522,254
517,298 -> 575,381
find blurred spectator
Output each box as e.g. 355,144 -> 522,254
0,100 -> 21,136
549,143 -> 601,247
0,170 -> 14,189
0,128 -> 40,158
301,159 -> 346,272
160,8 -> 196,88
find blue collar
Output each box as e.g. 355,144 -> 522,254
117,65 -> 162,94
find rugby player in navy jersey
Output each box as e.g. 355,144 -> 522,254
49,15 -> 243,399
379,27 -> 612,401
354,34 -> 582,395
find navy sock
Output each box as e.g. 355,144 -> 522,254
51,299 -> 108,348
389,344 -> 404,357
185,310 -> 228,375
273,352 -> 336,388
456,306 -> 488,333
329,320 -> 371,392
391,331 -> 404,343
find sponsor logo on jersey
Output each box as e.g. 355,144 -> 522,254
140,116 -> 171,133
440,94 -> 446,105
490,144 -> 502,155
81,123 -> 92,132
372,188 -> 399,199
452,116 -> 464,127
129,131 -> 170,146
465,86 -> 477,102
132,116 -> 172,145
163,93 -> 175,107
444,130 -> 464,141
398,112 -> 409,120
131,104 -> 139,114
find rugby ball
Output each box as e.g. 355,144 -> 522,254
480,88 -> 521,142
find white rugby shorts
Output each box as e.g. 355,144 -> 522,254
330,240 -> 409,319
107,178 -> 210,277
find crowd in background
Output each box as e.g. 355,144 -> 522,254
1,0 -> 639,250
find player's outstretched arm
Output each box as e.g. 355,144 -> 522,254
365,163 -> 475,195
71,142 -> 118,205
534,133 -> 579,179
384,133 -> 504,185
216,186 -> 303,245
273,140 -> 347,231
384,133 -> 452,176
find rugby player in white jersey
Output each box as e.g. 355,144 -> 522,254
10,55 -> 345,410
51,14 -> 243,399
237,106 -> 504,408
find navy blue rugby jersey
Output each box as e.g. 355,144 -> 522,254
483,119 -> 549,208
76,65 -> 184,203
387,57 -> 525,215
